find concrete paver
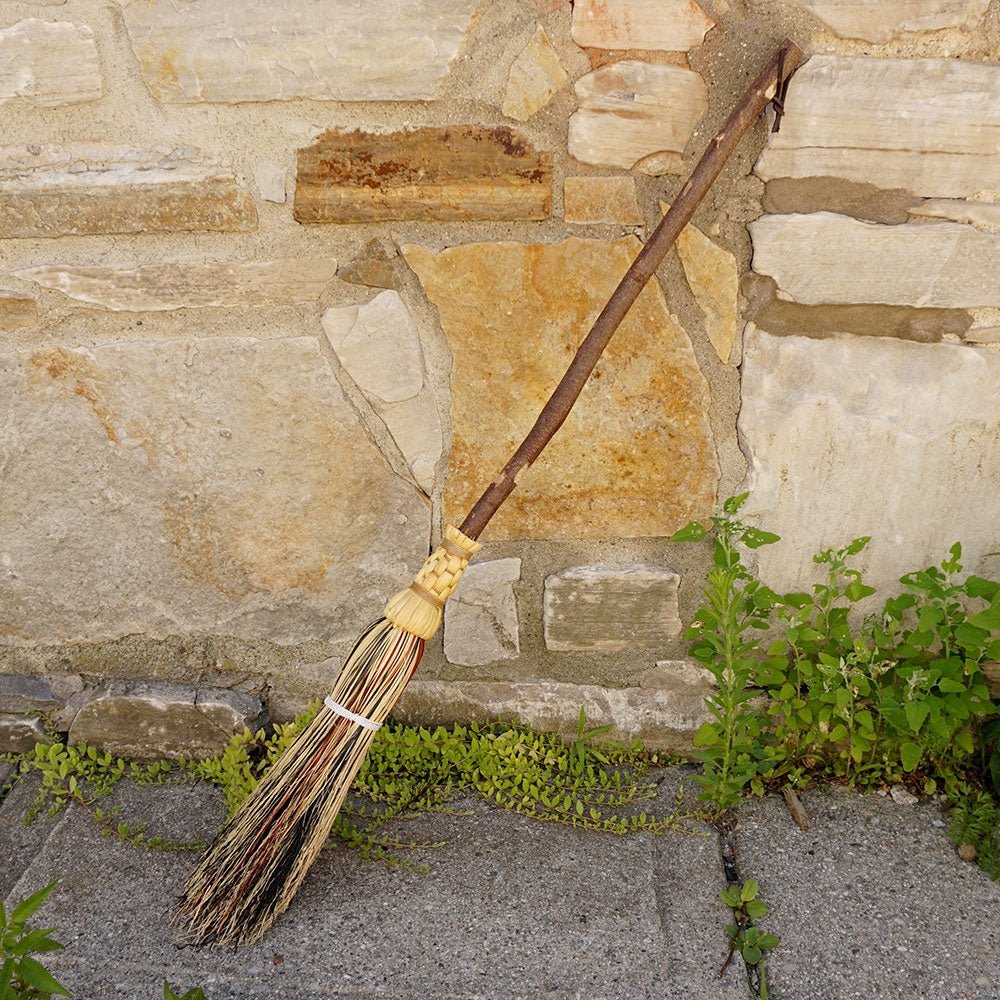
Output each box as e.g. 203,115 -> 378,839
737,787 -> 1000,1000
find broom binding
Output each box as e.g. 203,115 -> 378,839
383,524 -> 481,639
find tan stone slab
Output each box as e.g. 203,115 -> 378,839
791,0 -> 990,42
564,176 -> 643,225
117,0 -> 481,103
544,564 -> 682,652
739,328 -> 1000,596
14,258 -> 337,312
755,56 -> 1000,199
909,198 -> 1000,232
0,18 -> 102,107
0,337 -> 428,645
501,24 -> 568,122
0,293 -> 38,331
294,127 -> 552,224
571,0 -> 715,51
750,212 -> 1000,308
402,237 -> 717,540
396,669 -> 712,752
569,62 -> 706,172
443,557 -> 521,666
322,290 -> 443,493
0,145 -> 256,238
663,201 -> 738,363
965,326 -> 1000,343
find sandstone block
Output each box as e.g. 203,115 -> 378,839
788,0 -> 990,42
564,176 -> 643,225
0,145 -> 256,238
571,0 -> 715,51
0,18 -> 102,107
118,0 -> 480,103
443,558 -> 521,666
403,237 -> 717,540
68,681 -> 264,760
569,62 -> 706,172
0,675 -> 61,713
739,328 -> 1000,596
755,56 -> 1000,199
985,661 -> 1000,699
395,671 -> 713,753
322,291 -> 443,492
502,25 -> 568,122
295,127 -> 551,224
750,213 -> 1000,308
14,258 -> 337,312
0,715 -> 46,754
544,565 -> 682,653
665,202 -> 739,363
0,293 -> 38,331
0,337 -> 429,645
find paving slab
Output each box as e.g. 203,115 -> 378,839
737,787 -> 1000,1000
2,771 -> 732,1000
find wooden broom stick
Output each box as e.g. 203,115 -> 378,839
460,38 -> 806,542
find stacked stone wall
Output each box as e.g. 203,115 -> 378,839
1,0 -> 998,754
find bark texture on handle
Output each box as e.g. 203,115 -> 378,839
459,39 -> 806,542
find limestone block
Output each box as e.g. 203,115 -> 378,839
68,681 -> 264,760
569,62 -> 706,172
543,565 -> 682,653
0,337 -> 429,645
571,0 -> 715,51
750,213 -> 1000,308
789,0 -> 990,42
0,145 -> 256,238
254,162 -> 286,204
395,671 -> 713,753
295,127 -> 552,224
0,675 -> 60,713
667,203 -> 739,363
0,18 -> 102,107
965,327 -> 1000,344
909,199 -> 1000,233
117,0 -> 480,103
14,258 -> 338,312
0,293 -> 37,331
0,715 -> 45,754
502,25 -> 567,122
564,176 -> 643,225
322,291 -> 443,492
739,328 -> 1000,596
443,558 -> 521,666
402,237 -> 717,540
755,56 -> 1000,200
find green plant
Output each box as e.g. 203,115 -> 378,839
15,743 -> 204,853
948,791 -> 1000,880
670,493 -> 779,812
0,882 -> 70,999
719,879 -> 779,994
163,984 -> 207,1000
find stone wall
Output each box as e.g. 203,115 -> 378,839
1,0 -> 999,755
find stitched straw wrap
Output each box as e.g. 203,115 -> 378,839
383,524 -> 482,639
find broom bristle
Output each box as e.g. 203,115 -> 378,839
172,618 -> 424,947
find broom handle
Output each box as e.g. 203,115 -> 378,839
459,38 -> 806,542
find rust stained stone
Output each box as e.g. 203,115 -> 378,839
403,237 -> 718,540
294,127 -> 552,224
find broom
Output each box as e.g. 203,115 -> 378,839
173,38 -> 805,947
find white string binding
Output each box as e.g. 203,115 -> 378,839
324,696 -> 381,732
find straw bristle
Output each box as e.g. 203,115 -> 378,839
172,618 -> 424,947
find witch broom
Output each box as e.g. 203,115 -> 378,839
174,39 -> 806,947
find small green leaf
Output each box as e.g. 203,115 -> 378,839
669,521 -> 708,543
904,701 -> 930,733
15,954 -> 72,996
900,742 -> 923,772
11,881 -> 58,925
740,880 -> 758,902
742,945 -> 763,965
